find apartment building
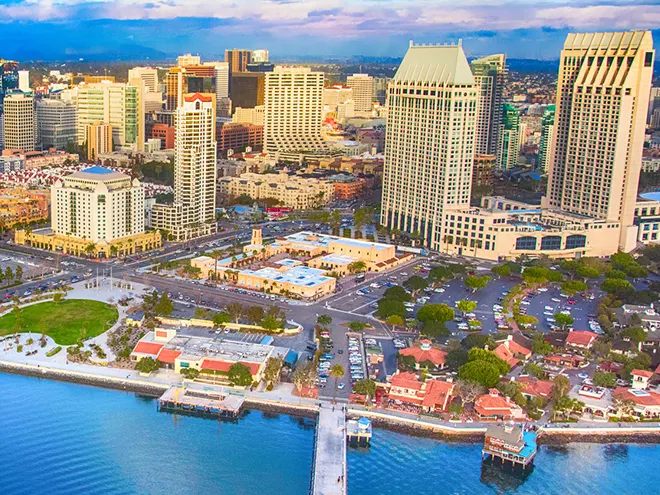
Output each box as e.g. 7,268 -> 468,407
3,92 -> 35,151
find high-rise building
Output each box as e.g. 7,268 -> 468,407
649,87 -> 660,127
75,81 -> 144,151
251,50 -> 269,63
128,66 -> 158,93
225,49 -> 252,76
471,54 -> 507,155
537,105 -> 556,173
177,53 -> 201,67
150,93 -> 217,240
496,103 -> 520,171
380,42 -> 478,249
545,31 -> 654,251
323,86 -> 354,121
3,92 -> 35,151
18,70 -> 29,92
263,66 -> 324,157
165,62 -> 227,115
0,60 -> 19,112
86,122 -> 113,160
230,72 -> 265,110
346,73 -> 374,113
36,98 -> 77,150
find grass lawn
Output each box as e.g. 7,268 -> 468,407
0,299 -> 118,345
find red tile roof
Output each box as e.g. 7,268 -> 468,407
613,387 -> 660,407
133,341 -> 163,356
474,390 -> 523,418
200,359 -> 260,376
390,371 -> 423,390
509,338 -> 532,357
631,369 -> 654,379
184,92 -> 213,103
566,330 -> 598,348
421,380 -> 454,410
516,376 -> 553,398
157,348 -> 181,364
399,344 -> 447,367
493,343 -> 520,367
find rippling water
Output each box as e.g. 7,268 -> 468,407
1,373 -> 659,495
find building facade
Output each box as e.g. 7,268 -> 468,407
496,103 -> 521,171
537,104 -> 556,173
86,122 -> 113,161
230,72 -> 265,110
380,42 -> 478,250
36,98 -> 77,150
0,188 -> 49,228
346,74 -> 374,113
263,66 -> 325,158
471,54 -> 507,155
3,92 -> 35,151
544,31 -> 655,252
75,81 -> 144,151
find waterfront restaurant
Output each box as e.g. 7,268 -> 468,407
398,339 -> 448,371
482,424 -> 537,468
384,371 -> 455,414
474,389 -> 526,421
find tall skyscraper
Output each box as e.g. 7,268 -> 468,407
3,92 -> 35,151
545,31 -> 654,251
380,42 -> 478,249
75,81 -> 144,151
17,70 -> 29,92
537,104 -> 556,173
150,93 -> 217,240
263,66 -> 324,157
346,73 -> 374,113
128,66 -> 158,93
496,103 -> 521,171
471,54 -> 507,155
225,49 -> 252,91
0,60 -> 19,113
231,72 -> 265,110
36,98 -> 77,150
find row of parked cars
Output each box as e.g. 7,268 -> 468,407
347,336 -> 364,383
316,329 -> 334,388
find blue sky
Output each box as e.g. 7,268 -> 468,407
0,1 -> 658,60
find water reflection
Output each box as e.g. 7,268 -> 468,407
480,460 -> 533,494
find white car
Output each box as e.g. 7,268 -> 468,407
543,311 -> 554,316
520,300 -> 530,306
544,306 -> 554,311
551,298 -> 561,303
538,287 -> 548,292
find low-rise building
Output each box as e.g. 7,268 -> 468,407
398,339 -> 447,370
440,196 -> 623,261
493,334 -> 532,367
631,369 -> 653,390
543,353 -> 584,369
218,123 -> 263,155
474,389 -> 526,420
385,371 -> 454,413
514,376 -> 553,401
218,171 -> 334,209
634,193 -> 660,245
565,330 -> 598,350
612,387 -> 660,419
0,188 -> 49,227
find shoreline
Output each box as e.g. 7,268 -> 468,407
1,360 -> 659,444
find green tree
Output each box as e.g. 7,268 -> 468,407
348,321 -> 367,332
53,293 -> 64,303
246,305 -> 265,325
461,333 -> 495,350
456,299 -> 477,316
464,274 -> 490,293
329,364 -> 345,403
466,348 -> 510,375
446,348 -> 469,369
228,363 -> 253,387
416,303 -> 454,323
552,374 -> 570,400
375,298 -> 405,319
576,264 -> 600,279
353,379 -> 376,400
554,312 -> 574,330
428,265 -> 454,282
420,319 -> 449,339
263,356 -> 284,387
348,261 -> 367,274
593,371 -> 617,388
226,302 -> 244,323
523,362 -> 547,379
317,314 -> 332,327
382,285 -> 411,302
601,278 -> 634,296
154,293 -> 174,316
561,279 -> 587,295
385,314 -> 405,331
212,311 -> 231,326
458,361 -> 503,388
14,265 -> 23,280
397,354 -> 417,371
5,266 -> 13,281
532,335 -> 553,355
622,327 -> 646,343
404,275 -> 428,295
135,357 -> 160,374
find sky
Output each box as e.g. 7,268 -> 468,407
0,0 -> 658,61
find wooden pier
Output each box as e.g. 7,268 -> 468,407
158,386 -> 244,419
482,424 -> 537,469
310,403 -> 347,495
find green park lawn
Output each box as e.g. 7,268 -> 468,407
0,299 -> 118,345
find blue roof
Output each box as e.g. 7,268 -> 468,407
640,192 -> 660,202
284,350 -> 298,366
519,431 -> 538,459
82,166 -> 114,175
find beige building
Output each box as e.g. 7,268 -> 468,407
86,122 -> 113,161
323,86 -> 354,121
346,73 -> 374,113
16,166 -> 161,257
218,171 -> 334,209
544,31 -> 655,252
634,194 -> 660,244
150,93 -> 217,240
232,105 -> 264,126
3,92 -> 35,151
380,42 -> 478,251
471,54 -> 507,155
75,81 -> 145,151
263,66 -> 325,159
440,196 -> 621,261
128,66 -> 162,113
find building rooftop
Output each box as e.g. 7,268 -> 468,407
68,166 -> 130,182
394,43 -> 474,86
242,265 -> 334,288
284,231 -> 391,252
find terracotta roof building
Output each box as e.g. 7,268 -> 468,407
474,389 -> 526,420
565,330 -> 598,349
515,376 -> 553,400
399,339 -> 447,369
386,371 -> 454,413
613,387 -> 660,418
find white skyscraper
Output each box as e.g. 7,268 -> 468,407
264,66 -> 324,158
545,31 -> 655,251
380,42 -> 478,250
18,70 -> 30,92
471,54 -> 507,155
3,92 -> 35,151
346,73 -> 374,113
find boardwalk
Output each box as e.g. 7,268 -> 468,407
311,402 -> 346,495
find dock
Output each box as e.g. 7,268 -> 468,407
158,386 -> 244,419
482,424 -> 537,468
347,417 -> 372,446
311,403 -> 347,495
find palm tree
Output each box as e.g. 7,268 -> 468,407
329,364 -> 345,404
317,314 -> 332,327
84,242 -> 96,258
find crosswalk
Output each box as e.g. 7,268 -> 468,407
224,332 -> 267,344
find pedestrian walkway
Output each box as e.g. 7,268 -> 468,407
311,402 -> 346,495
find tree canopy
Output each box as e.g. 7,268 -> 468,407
228,363 -> 253,387
464,274 -> 491,292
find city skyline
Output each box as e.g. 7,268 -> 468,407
0,1 -> 658,60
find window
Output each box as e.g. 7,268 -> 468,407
541,236 -> 562,250
515,236 -> 537,250
565,234 -> 586,250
